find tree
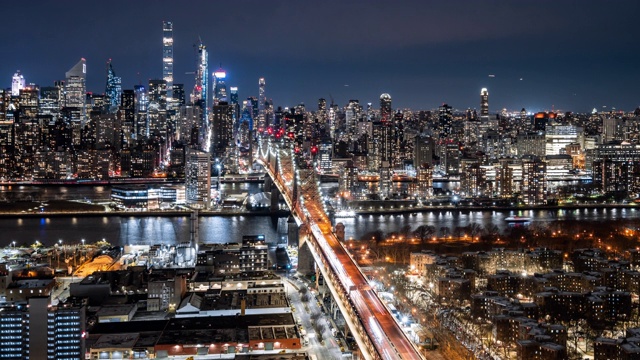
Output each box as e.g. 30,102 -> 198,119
439,226 -> 450,238
399,225 -> 413,240
466,223 -> 483,241
414,225 -> 436,245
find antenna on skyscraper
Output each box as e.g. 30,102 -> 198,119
329,93 -> 334,107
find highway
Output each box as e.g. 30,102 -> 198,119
259,142 -> 425,360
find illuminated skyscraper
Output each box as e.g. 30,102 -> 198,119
185,148 -> 211,209
65,58 -> 86,110
11,71 -> 25,97
257,77 -> 266,131
172,84 -> 185,106
380,93 -> 392,123
163,21 -> 174,101
105,60 -> 122,113
438,103 -> 453,138
229,86 -> 239,126
230,87 -> 238,106
148,80 -> 167,138
191,42 -> 208,121
211,101 -> 233,158
213,68 -> 228,104
119,89 -> 135,145
480,88 -> 489,118
134,85 -> 148,139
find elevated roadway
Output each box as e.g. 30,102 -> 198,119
257,141 -> 426,360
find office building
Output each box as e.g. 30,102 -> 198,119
380,93 -> 392,123
192,42 -> 208,127
257,77 -> 266,132
64,58 -> 87,119
213,68 -> 227,104
104,60 -> 122,113
0,297 -> 86,360
522,156 -> 547,205
545,125 -> 583,156
162,21 -> 174,101
11,71 -> 25,96
185,148 -> 211,209
480,88 -> 489,118
134,85 -> 148,139
592,141 -> 640,195
211,101 -> 233,158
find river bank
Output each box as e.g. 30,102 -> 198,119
0,199 -> 638,218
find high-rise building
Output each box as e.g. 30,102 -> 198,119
64,58 -> 87,121
134,85 -> 148,139
0,297 -> 86,360
522,156 -> 547,205
211,101 -> 233,158
593,141 -> 640,195
438,103 -> 453,138
480,88 -> 489,118
230,87 -> 238,106
414,134 -> 434,167
461,163 -> 488,197
11,71 -> 25,97
172,84 -> 185,106
380,93 -> 392,123
105,60 -> 122,113
119,90 -> 135,145
185,148 -> 211,209
213,68 -> 228,104
191,42 -> 208,125
162,21 -> 174,101
545,125 -> 583,156
148,80 -> 167,138
257,77 -> 266,132
39,83 -> 63,117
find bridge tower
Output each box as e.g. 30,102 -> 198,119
297,224 -> 315,275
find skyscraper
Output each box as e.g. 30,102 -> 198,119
380,93 -> 392,123
229,87 -> 238,106
105,60 -> 122,113
213,68 -> 228,104
185,148 -> 211,209
148,80 -> 167,138
211,101 -> 233,158
11,71 -> 25,96
64,58 -> 86,112
191,42 -> 208,122
257,77 -> 266,131
162,21 -> 174,102
134,85 -> 148,139
119,89 -> 135,145
480,88 -> 489,118
0,297 -> 86,360
172,84 -> 185,106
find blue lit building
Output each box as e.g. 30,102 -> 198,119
0,297 -> 86,360
105,60 -> 122,113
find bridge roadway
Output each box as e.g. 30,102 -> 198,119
258,146 -> 425,360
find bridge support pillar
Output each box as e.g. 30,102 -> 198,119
270,185 -> 280,213
287,216 -> 298,247
297,225 -> 315,276
264,176 -> 272,192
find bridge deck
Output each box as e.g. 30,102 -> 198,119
259,144 -> 426,360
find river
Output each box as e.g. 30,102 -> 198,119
0,183 -> 638,247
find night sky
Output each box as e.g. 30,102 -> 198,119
2,0 -> 639,113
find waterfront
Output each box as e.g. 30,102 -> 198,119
2,206 -> 640,248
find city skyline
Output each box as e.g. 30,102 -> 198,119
1,0 -> 639,112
